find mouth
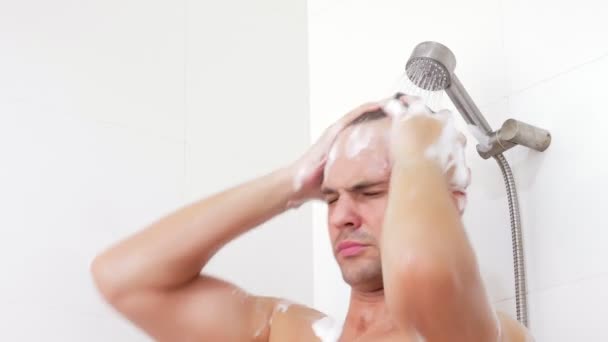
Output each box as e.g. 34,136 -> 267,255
336,241 -> 369,257
453,190 -> 466,197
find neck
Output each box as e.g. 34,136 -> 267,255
341,288 -> 393,338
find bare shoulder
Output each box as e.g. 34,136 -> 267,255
267,301 -> 329,342
496,311 -> 534,342
266,306 -> 533,342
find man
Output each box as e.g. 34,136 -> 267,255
91,95 -> 532,341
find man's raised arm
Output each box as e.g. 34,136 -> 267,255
90,102 -> 380,341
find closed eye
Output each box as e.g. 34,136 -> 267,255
362,191 -> 384,197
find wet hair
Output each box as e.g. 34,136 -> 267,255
348,108 -> 388,126
347,92 -> 409,127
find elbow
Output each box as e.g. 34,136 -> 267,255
90,254 -> 127,305
386,254 -> 469,323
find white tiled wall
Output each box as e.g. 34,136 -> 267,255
184,0 -> 313,304
1,0 -> 311,340
0,1 -> 187,141
309,0 -> 608,339
1,112 -> 183,341
503,0 -> 608,93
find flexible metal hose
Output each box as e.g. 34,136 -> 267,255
493,153 -> 529,327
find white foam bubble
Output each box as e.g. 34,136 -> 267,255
410,330 -> 427,342
418,110 -> 469,194
383,99 -> 407,118
326,142 -> 339,169
407,98 -> 432,115
312,316 -> 343,342
253,324 -> 265,338
468,124 -> 492,153
275,301 -> 291,313
424,114 -> 456,164
345,126 -> 374,159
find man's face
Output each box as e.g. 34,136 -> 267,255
321,118 -> 392,292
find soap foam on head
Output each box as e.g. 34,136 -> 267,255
325,143 -> 339,169
383,98 -> 408,118
383,98 -> 471,211
424,110 -> 469,189
345,125 -> 374,159
322,97 -> 471,212
324,120 -> 390,180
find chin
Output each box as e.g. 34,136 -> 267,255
339,260 -> 383,287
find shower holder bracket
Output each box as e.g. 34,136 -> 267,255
476,118 -> 552,159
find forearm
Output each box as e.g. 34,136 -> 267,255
92,167 -> 295,297
382,159 -> 476,268
381,159 -> 495,339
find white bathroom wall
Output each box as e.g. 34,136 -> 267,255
493,0 -> 608,340
1,0 -> 311,340
184,0 -> 313,305
0,1 -> 185,340
309,0 -> 608,340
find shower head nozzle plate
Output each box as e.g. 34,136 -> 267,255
405,41 -> 456,91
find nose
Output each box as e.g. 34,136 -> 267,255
329,196 -> 362,230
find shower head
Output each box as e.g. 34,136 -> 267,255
404,41 -> 551,159
405,41 -> 456,91
405,41 -> 493,134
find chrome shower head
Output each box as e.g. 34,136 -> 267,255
405,41 -> 493,134
403,41 -> 551,159
405,41 -> 456,91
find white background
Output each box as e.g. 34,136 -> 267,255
2,0 -> 606,340
1,0 -> 311,340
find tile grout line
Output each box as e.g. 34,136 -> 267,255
304,1 -> 317,307
498,0 -> 608,101
93,119 -> 184,145
497,0 -> 512,120
493,270 -> 608,304
183,0 -> 188,200
508,51 -> 608,98
532,271 -> 608,295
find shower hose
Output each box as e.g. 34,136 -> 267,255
494,153 -> 528,327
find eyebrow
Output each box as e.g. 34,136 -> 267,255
321,180 -> 388,195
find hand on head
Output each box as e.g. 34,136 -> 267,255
287,94 -> 471,212
287,102 -> 382,207
384,94 -> 471,194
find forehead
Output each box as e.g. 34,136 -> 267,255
323,118 -> 392,190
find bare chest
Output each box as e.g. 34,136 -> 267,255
270,325 -> 416,342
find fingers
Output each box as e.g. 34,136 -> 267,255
446,140 -> 471,191
383,96 -> 472,192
